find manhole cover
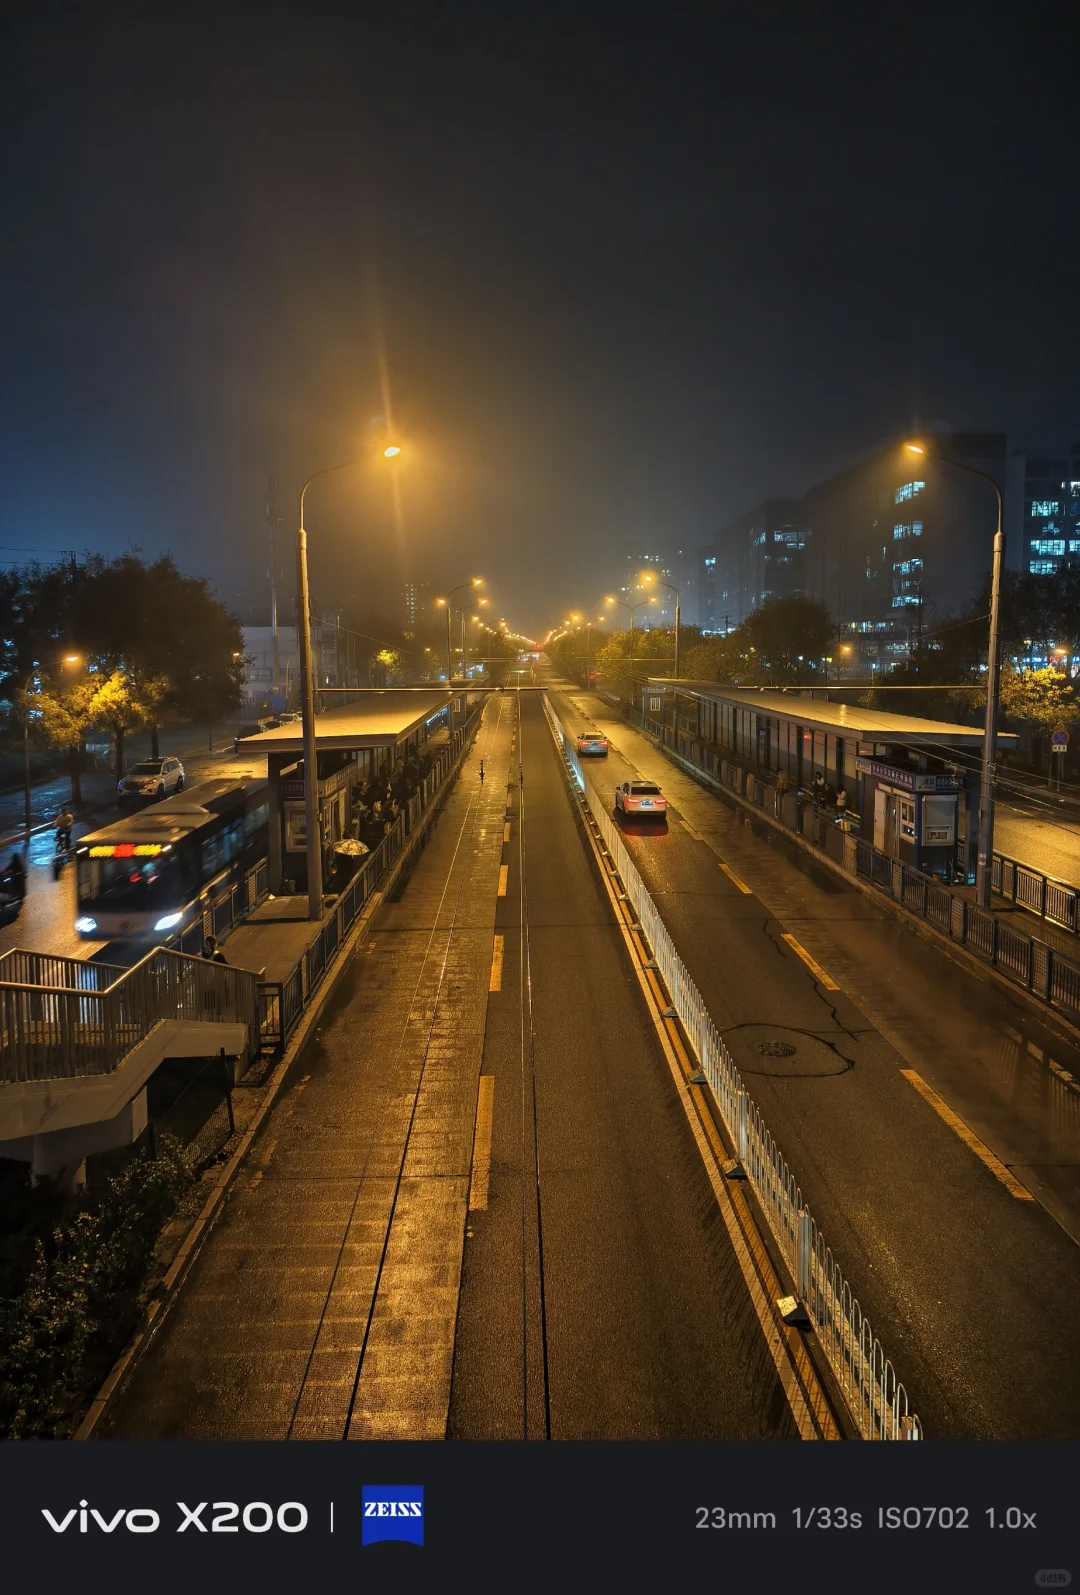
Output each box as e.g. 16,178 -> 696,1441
757,1040 -> 796,1058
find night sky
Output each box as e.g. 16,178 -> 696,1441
3,3 -> 1077,635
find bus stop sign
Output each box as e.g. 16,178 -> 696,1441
1051,729 -> 1070,748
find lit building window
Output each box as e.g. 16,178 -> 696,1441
894,482 -> 925,503
892,558 -> 924,575
1029,560 -> 1056,574
1030,539 -> 1066,556
1070,541 -> 1080,553
704,556 -> 716,566
1031,501 -> 1060,517
893,521 -> 923,540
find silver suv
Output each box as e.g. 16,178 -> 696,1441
118,757 -> 185,803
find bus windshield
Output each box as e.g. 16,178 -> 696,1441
77,850 -> 186,910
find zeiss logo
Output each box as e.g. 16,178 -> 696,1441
362,1486 -> 424,1547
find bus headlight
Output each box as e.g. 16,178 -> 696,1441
154,911 -> 183,931
75,916 -> 97,934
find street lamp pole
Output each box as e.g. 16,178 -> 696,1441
628,597 -> 657,703
437,579 -> 483,729
297,464 -> 354,919
22,653 -> 81,853
906,442 -> 1004,908
296,444 -> 401,919
639,575 -> 681,678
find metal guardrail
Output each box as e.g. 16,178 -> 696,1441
167,857 -> 271,958
626,705 -> 1080,1023
543,692 -> 922,1441
852,837 -> 1080,1014
992,850 -> 1080,936
256,706 -> 484,1057
0,947 -> 260,1084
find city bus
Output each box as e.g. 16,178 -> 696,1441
74,778 -> 269,941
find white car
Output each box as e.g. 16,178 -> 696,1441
576,731 -> 609,756
615,780 -> 668,817
117,757 -> 185,803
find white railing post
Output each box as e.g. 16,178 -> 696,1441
797,1209 -> 812,1303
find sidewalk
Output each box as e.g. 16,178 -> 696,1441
222,897 -> 321,982
97,695 -> 517,1439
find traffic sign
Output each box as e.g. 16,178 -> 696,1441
1051,729 -> 1070,747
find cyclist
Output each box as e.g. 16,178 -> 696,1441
55,809 -> 74,854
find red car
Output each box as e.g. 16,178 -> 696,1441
615,780 -> 668,817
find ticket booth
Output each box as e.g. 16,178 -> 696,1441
855,756 -> 962,876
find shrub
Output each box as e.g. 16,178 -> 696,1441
0,1137 -> 197,1438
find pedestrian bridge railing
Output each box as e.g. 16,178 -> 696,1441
0,947 -> 260,1085
543,691 -> 923,1442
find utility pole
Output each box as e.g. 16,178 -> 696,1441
266,476 -> 281,700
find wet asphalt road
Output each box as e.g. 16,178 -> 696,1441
994,796 -> 1080,886
448,690 -> 799,1440
549,678 -> 1080,1439
99,689 -> 803,1442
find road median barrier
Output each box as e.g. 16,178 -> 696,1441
543,690 -> 922,1443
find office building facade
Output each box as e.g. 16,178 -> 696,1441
705,433 -> 1009,666
1005,447 -> 1080,577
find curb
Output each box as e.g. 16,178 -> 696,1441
74,715 -> 483,1440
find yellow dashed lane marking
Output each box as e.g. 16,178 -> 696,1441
497,864 -> 509,897
489,934 -> 504,991
781,933 -> 839,990
468,1076 -> 496,1210
503,821 -> 511,842
901,1070 -> 1034,1200
718,860 -> 752,894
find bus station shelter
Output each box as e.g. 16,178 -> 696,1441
639,680 -> 1016,876
237,688 -> 462,893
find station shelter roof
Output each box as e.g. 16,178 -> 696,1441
236,690 -> 454,755
646,681 -> 1016,748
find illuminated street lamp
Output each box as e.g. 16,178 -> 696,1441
625,595 -> 658,692
905,440 -> 1002,907
296,443 -> 401,919
21,653 -> 82,850
436,578 -> 483,684
639,573 -> 682,678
